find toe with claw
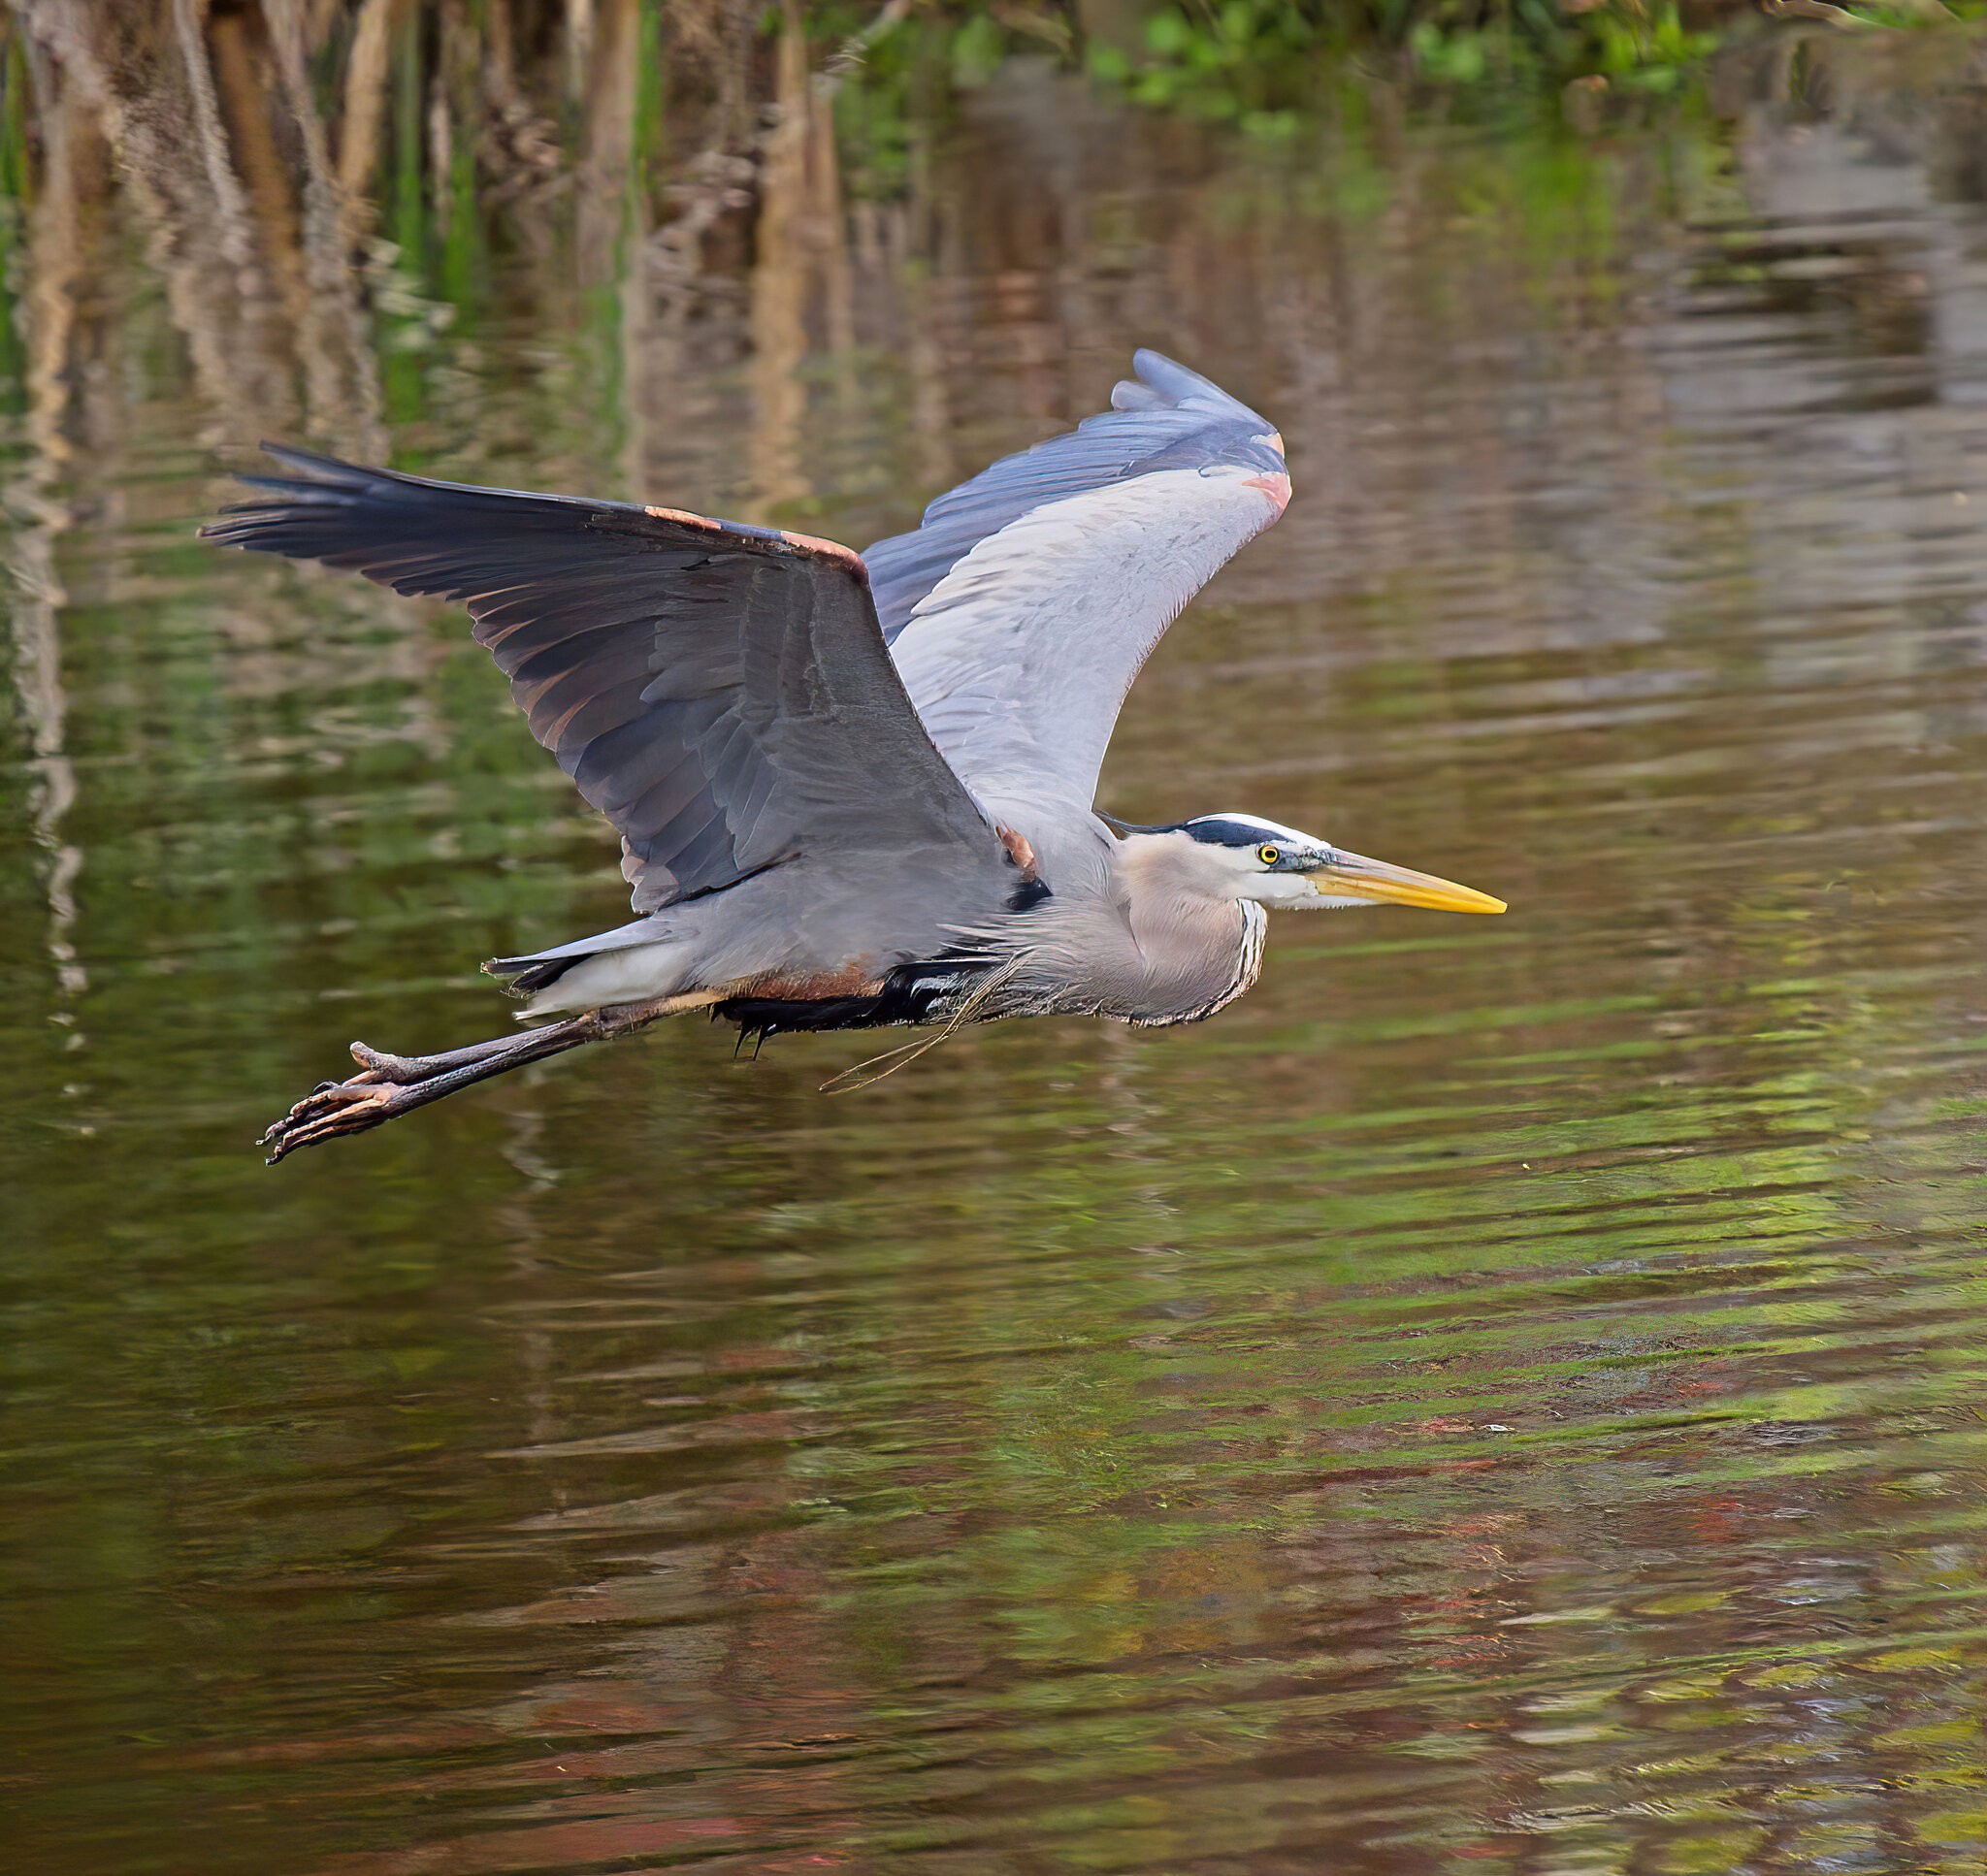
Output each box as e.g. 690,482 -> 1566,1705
259,1054 -> 403,1163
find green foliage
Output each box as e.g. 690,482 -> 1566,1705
1585,2 -> 1719,86
1080,1 -> 1319,134
1071,1 -> 1725,130
1407,18 -> 1491,86
831,10 -> 947,201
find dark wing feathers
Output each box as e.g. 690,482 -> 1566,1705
204,447 -> 998,914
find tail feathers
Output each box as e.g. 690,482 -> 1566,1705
483,953 -> 584,996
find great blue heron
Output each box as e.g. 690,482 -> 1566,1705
207,352 -> 1505,1162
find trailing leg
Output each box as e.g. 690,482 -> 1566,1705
259,995 -> 713,1163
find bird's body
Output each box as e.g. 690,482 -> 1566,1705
511,817 -> 1263,1032
206,353 -> 1504,1159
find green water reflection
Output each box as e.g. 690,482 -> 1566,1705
8,15 -> 1987,1876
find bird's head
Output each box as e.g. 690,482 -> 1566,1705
1117,813 -> 1507,915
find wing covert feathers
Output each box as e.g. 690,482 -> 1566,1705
866,351 -> 1291,826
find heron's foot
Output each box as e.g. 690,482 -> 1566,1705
259,1070 -> 404,1163
258,1026 -> 593,1164
257,1003 -> 696,1165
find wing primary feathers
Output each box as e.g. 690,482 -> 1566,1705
204,447 -> 1002,915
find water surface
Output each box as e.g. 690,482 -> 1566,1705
8,27 -> 1987,1876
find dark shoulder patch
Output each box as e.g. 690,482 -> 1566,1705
1006,875 -> 1053,913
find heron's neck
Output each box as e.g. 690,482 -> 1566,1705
1097,837 -> 1265,1024
1108,831 -> 1237,910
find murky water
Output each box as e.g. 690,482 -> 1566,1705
9,25 -> 1987,1876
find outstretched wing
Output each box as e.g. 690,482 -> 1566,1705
204,448 -> 1004,915
866,350 -> 1290,832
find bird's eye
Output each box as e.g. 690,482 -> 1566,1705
1257,845 -> 1280,866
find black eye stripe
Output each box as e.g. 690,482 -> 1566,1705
1183,816 -> 1279,846
1153,815 -> 1324,857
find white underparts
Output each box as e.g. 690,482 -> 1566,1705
523,940 -> 695,1018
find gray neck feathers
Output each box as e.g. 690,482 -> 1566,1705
1100,835 -> 1263,1024
954,830 -> 1267,1026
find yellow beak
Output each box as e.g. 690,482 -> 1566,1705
1304,849 -> 1507,915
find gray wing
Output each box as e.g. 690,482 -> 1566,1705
204,448 -> 1007,916
865,351 -> 1291,836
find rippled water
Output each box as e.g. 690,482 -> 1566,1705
10,29 -> 1987,1876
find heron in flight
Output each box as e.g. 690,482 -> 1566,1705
207,352 -> 1504,1162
